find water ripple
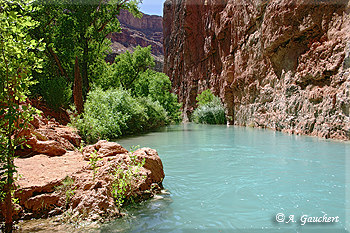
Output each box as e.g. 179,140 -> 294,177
103,124 -> 349,232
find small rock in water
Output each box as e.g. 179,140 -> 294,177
153,195 -> 164,200
161,189 -> 170,195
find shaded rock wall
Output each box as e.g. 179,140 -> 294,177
163,0 -> 350,140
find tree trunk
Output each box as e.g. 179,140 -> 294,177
4,173 -> 13,233
81,38 -> 90,100
74,56 -> 84,114
4,129 -> 14,233
47,47 -> 68,80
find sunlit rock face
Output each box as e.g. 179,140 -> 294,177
163,0 -> 350,140
1,141 -> 164,221
107,10 -> 164,72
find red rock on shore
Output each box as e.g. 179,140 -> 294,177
1,141 -> 165,222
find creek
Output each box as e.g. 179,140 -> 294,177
100,124 -> 350,233
16,124 -> 350,232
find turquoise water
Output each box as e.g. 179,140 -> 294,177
102,124 -> 350,233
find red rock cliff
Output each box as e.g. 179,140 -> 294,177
108,10 -> 164,71
163,0 -> 350,140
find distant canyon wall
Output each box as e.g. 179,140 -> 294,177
163,0 -> 350,140
107,10 -> 164,71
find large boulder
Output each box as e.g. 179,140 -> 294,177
82,140 -> 128,160
27,139 -> 66,156
15,112 -> 81,157
133,148 -> 165,190
1,144 -> 165,222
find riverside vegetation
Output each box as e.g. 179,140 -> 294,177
192,89 -> 226,124
74,52 -> 182,143
0,0 -> 179,232
112,145 -> 146,209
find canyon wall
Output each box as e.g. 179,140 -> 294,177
163,0 -> 350,140
107,10 -> 164,71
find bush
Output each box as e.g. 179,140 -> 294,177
137,97 -> 168,129
73,88 -> 169,143
33,76 -> 72,110
91,48 -> 182,123
133,70 -> 182,123
196,89 -> 214,106
192,90 -> 226,124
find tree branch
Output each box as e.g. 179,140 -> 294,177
47,47 -> 68,79
97,0 -> 128,32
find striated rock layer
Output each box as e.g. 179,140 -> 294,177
107,10 -> 164,71
163,0 -> 350,140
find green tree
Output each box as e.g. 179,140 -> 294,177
192,90 -> 226,124
117,45 -> 155,89
0,0 -> 44,231
92,47 -> 181,122
94,45 -> 155,90
133,70 -> 182,122
30,0 -> 142,111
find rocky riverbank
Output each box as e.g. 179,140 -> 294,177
0,108 -> 165,225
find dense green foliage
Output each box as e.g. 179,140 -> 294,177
195,89 -> 214,106
74,88 -> 169,143
0,0 -> 44,231
22,0 -> 182,141
34,76 -> 72,110
29,0 -> 142,104
192,90 -> 226,124
133,70 -> 182,122
93,46 -> 154,90
0,0 -> 181,228
75,46 -> 182,142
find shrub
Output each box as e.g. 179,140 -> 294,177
91,48 -> 182,123
196,89 -> 214,106
137,97 -> 168,129
74,88 -> 169,143
74,88 -> 145,142
133,70 -> 182,123
35,76 -> 72,110
192,91 -> 226,124
112,146 -> 145,209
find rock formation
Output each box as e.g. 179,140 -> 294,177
163,0 -> 350,140
1,142 -> 165,222
1,101 -> 165,222
16,111 -> 81,157
107,9 -> 164,71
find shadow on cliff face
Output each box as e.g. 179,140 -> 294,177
264,1 -> 349,80
163,0 -> 350,140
